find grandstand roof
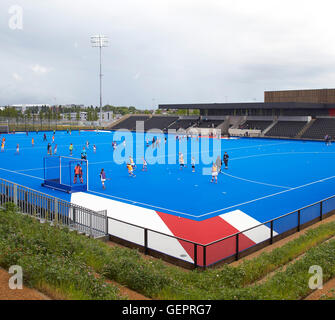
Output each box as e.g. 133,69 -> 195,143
159,102 -> 335,110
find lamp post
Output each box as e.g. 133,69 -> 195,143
91,35 -> 108,127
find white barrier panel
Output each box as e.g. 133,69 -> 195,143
71,192 -> 193,262
229,128 -> 261,137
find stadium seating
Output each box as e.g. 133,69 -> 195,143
168,119 -> 197,130
196,120 -> 225,128
143,116 -> 179,131
239,120 -> 272,131
110,116 -> 150,131
301,118 -> 335,140
265,121 -> 307,138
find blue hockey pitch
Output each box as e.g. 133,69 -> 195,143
1,130 -> 335,229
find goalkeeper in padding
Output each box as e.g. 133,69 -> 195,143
73,163 -> 84,184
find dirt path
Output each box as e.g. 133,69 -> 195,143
305,278 -> 335,300
0,268 -> 50,300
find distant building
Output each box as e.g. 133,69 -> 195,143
10,104 -> 50,112
100,111 -> 113,121
62,104 -> 85,109
264,88 -> 335,104
61,112 -> 87,121
60,111 -> 113,122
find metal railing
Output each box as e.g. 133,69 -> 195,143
106,193 -> 335,269
202,194 -> 335,267
0,178 -> 107,238
1,177 -> 335,269
0,117 -> 100,132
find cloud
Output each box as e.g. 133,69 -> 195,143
1,0 -> 335,107
30,64 -> 53,75
12,73 -> 22,81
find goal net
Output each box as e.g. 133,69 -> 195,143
42,156 -> 88,193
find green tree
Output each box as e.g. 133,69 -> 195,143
25,109 -> 32,120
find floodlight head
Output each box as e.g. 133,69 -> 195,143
91,35 -> 109,47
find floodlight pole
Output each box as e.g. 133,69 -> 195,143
91,35 -> 108,127
99,45 -> 102,124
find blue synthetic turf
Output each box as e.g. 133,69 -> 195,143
1,130 -> 335,231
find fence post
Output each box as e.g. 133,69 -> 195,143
72,207 -> 76,229
0,181 -> 2,205
144,228 -> 148,255
203,246 -> 207,269
105,212 -> 109,236
270,220 -> 274,244
297,210 -> 301,232
89,211 -> 93,237
13,184 -> 17,206
194,243 -> 198,269
54,198 -> 58,224
320,201 -> 323,221
5,185 -> 9,202
236,234 -> 239,261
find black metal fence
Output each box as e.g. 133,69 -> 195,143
106,194 -> 335,269
1,177 -> 335,269
203,194 -> 335,267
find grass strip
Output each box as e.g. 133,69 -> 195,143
2,202 -> 335,300
0,204 -> 122,300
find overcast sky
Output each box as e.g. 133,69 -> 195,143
1,0 -> 335,109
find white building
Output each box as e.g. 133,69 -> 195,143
61,104 -> 85,109
10,104 -> 51,112
61,112 -> 88,121
100,111 -> 114,121
61,111 -> 114,122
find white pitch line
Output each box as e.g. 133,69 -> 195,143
231,151 -> 335,162
16,140 -> 295,172
201,174 -> 335,217
87,189 -> 189,216
0,167 -> 44,181
221,171 -> 292,189
2,150 -> 335,219
1,141 -> 115,152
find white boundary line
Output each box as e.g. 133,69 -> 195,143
3,163 -> 335,219
16,150 -> 335,174
231,151 -> 335,162
220,172 -> 292,189
0,167 -> 44,181
201,175 -> 335,217
87,189 -> 188,216
2,136 -> 334,219
88,174 -> 335,218
16,141 -> 294,172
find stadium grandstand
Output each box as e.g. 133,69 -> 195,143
239,120 -> 272,131
167,118 -> 198,130
143,116 -> 178,132
108,88 -> 335,141
110,115 -> 150,131
301,118 -> 335,140
265,121 -> 308,138
196,119 -> 225,128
